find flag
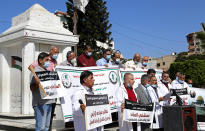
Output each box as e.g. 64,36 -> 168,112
73,0 -> 89,13
11,56 -> 22,71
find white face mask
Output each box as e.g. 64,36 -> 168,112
71,58 -> 77,66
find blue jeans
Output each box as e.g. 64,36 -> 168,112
33,104 -> 52,131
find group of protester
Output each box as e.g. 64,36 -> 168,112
29,45 -> 192,131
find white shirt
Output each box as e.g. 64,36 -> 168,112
148,86 -> 163,129
72,86 -> 103,131
171,80 -> 189,89
115,85 -> 140,131
158,81 -> 172,106
125,60 -> 142,69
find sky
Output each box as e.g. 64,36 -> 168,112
1,0 -> 205,59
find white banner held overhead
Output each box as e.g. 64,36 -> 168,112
73,0 -> 89,13
85,94 -> 112,130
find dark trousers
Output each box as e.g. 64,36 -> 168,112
132,122 -> 138,131
49,103 -> 56,131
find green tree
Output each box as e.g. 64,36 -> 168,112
65,0 -> 113,60
169,60 -> 205,88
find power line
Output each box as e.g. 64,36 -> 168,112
113,21 -> 185,43
112,29 -> 174,53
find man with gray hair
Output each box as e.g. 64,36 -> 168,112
125,53 -> 142,69
116,73 -> 140,131
135,74 -> 153,131
60,51 -> 77,66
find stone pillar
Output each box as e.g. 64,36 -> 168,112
22,42 -> 35,114
0,48 -> 11,112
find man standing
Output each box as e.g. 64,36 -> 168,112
171,73 -> 189,89
135,74 -> 153,131
29,46 -> 59,71
150,76 -> 164,131
111,51 -> 124,68
28,46 -> 59,130
96,49 -> 112,67
116,73 -> 140,131
30,52 -> 56,131
72,71 -> 103,131
147,69 -> 156,77
60,51 -> 77,66
125,53 -> 142,69
158,72 -> 172,106
142,56 -> 149,69
77,45 -> 97,67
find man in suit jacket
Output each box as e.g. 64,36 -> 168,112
135,74 -> 152,131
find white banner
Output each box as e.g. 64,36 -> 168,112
73,0 -> 89,13
123,99 -> 155,123
56,66 -> 120,122
35,71 -> 64,99
85,94 -> 112,130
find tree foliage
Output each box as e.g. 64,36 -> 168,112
65,0 -> 113,60
169,60 -> 205,88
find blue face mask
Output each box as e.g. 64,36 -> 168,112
178,79 -> 184,84
176,77 -> 179,80
143,62 -> 148,66
87,52 -> 92,56
115,58 -> 120,63
152,84 -> 157,88
52,54 -> 58,60
145,84 -> 150,88
188,84 -> 192,87
106,55 -> 111,60
162,79 -> 169,84
43,61 -> 50,69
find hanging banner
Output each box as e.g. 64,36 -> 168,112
123,99 -> 155,123
85,94 -> 112,130
35,71 -> 64,99
56,66 -> 120,122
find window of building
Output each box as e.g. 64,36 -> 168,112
163,62 -> 165,65
157,63 -> 160,67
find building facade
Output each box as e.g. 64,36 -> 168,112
186,32 -> 205,55
151,54 -> 176,71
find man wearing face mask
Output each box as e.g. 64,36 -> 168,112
28,46 -> 59,71
60,51 -> 77,67
187,79 -> 193,87
158,72 -> 172,106
125,53 -> 142,69
150,76 -> 164,131
28,46 -> 59,130
77,45 -> 97,67
96,49 -> 112,67
171,73 -> 189,89
111,51 -> 124,68
142,56 -> 149,69
135,74 -> 153,131
30,52 -> 56,131
116,73 -> 140,131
